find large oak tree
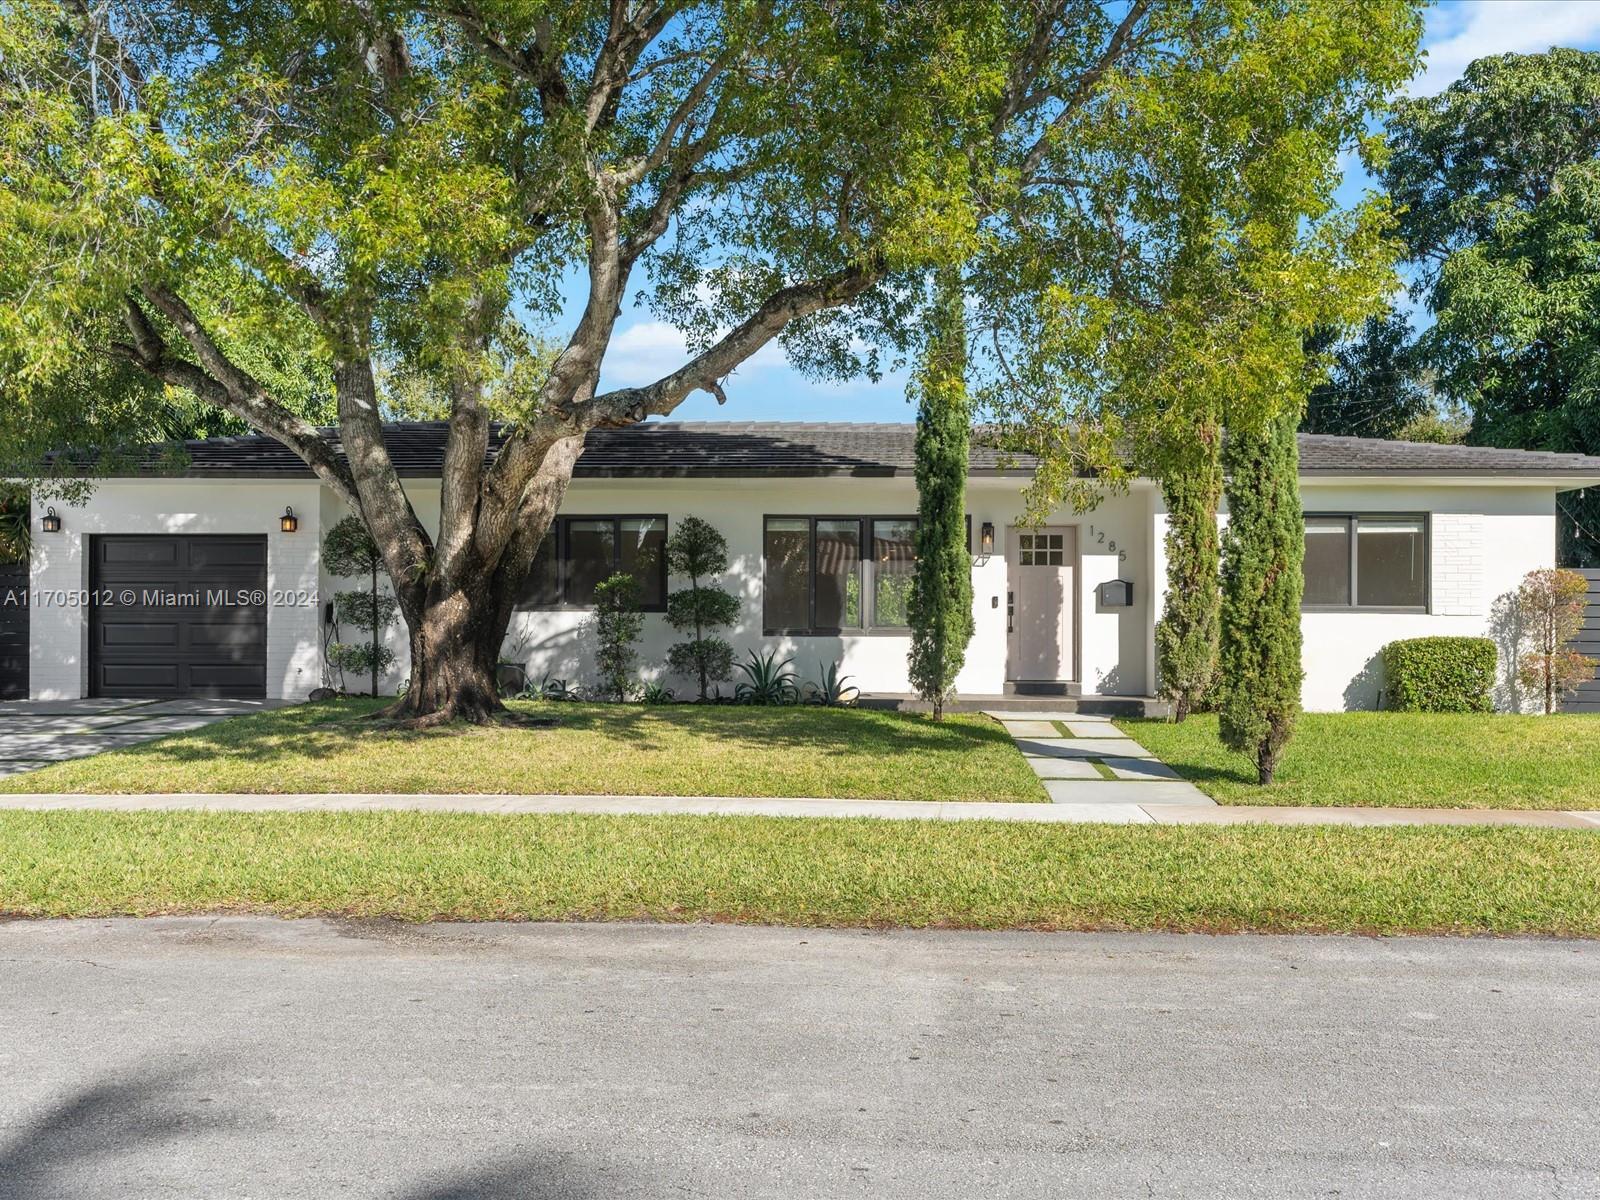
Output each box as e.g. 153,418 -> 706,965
2,0 -> 1419,723
1380,48 -> 1600,564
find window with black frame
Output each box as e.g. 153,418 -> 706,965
1302,515 -> 1427,611
871,518 -> 916,628
517,516 -> 668,611
763,517 -> 866,633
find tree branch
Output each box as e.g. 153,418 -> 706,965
1018,0 -> 1152,182
607,47 -> 733,190
575,256 -> 887,426
114,292 -> 360,506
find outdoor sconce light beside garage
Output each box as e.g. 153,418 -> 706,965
280,506 -> 299,533
40,507 -> 61,533
979,521 -> 995,556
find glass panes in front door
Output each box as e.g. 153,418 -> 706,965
1017,532 -> 1065,567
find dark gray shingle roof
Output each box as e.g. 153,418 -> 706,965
110,421 -> 1600,480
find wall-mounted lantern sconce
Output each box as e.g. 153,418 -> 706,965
979,521 -> 995,556
280,506 -> 299,533
40,506 -> 62,534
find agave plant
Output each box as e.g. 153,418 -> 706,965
531,674 -> 583,702
640,682 -> 676,705
803,660 -> 859,707
733,649 -> 799,705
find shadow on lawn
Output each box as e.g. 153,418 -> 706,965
0,1064 -> 633,1200
40,698 -> 1018,776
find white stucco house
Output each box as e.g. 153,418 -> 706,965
10,421 -> 1600,711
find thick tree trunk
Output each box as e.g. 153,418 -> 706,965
372,435 -> 586,728
383,575 -> 510,726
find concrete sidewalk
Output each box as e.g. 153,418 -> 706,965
1,791 -> 1597,829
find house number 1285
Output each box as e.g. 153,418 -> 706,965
1088,525 -> 1129,562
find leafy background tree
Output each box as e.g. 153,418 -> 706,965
906,269 -> 974,720
1379,48 -> 1600,564
664,516 -> 739,701
1302,313 -> 1436,440
968,1 -> 1422,521
1217,408 -> 1305,785
592,574 -> 644,704
323,516 -> 398,698
0,488 -> 29,565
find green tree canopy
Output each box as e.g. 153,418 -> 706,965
0,0 -> 1424,722
1302,312 -> 1434,440
1380,48 -> 1600,562
968,0 -> 1423,513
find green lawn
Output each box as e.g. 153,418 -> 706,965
0,700 -> 1045,802
1119,712 -> 1600,810
2,810 -> 1597,934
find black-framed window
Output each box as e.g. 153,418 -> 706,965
1302,514 -> 1427,611
518,516 -> 668,611
871,518 -> 917,628
764,516 -> 867,634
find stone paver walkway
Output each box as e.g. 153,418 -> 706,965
988,711 -> 1214,807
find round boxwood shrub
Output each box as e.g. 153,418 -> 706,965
1380,637 -> 1496,712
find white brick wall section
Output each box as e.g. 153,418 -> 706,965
1431,513 -> 1485,616
267,502 -> 322,702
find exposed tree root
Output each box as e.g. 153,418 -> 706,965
362,694 -> 558,731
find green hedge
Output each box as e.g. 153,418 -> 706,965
1381,636 -> 1496,712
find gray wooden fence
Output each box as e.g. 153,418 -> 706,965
1571,568 -> 1600,713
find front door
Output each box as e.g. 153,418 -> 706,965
1007,526 -> 1076,682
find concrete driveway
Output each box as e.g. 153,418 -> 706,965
1,919 -> 1596,1199
0,698 -> 286,777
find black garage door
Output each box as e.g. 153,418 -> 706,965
0,563 -> 26,700
90,535 -> 267,698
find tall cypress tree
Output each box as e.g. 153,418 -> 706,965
907,269 -> 974,720
1154,423 -> 1222,721
1217,406 -> 1304,784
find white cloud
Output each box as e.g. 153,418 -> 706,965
598,319 -> 789,388
1412,0 -> 1600,96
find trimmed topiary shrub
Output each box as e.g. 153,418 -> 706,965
1381,636 -> 1495,712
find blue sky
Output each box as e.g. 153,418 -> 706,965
589,1 -> 1600,424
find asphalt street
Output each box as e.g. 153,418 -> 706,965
1,918 -> 1596,1199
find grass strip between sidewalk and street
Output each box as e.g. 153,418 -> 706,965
1117,712 -> 1600,810
3,811 -> 1598,935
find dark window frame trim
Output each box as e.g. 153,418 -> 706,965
866,514 -> 921,633
762,514 -> 866,637
520,514 -> 670,614
760,512 -> 977,637
1301,511 -> 1430,614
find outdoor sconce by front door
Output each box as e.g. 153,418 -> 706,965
40,507 -> 62,533
280,506 -> 299,533
979,521 -> 995,556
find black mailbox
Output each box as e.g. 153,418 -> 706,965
1097,579 -> 1134,608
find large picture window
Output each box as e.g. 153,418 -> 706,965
517,516 -> 667,611
1301,514 -> 1427,611
764,517 -> 861,633
763,516 -> 926,634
